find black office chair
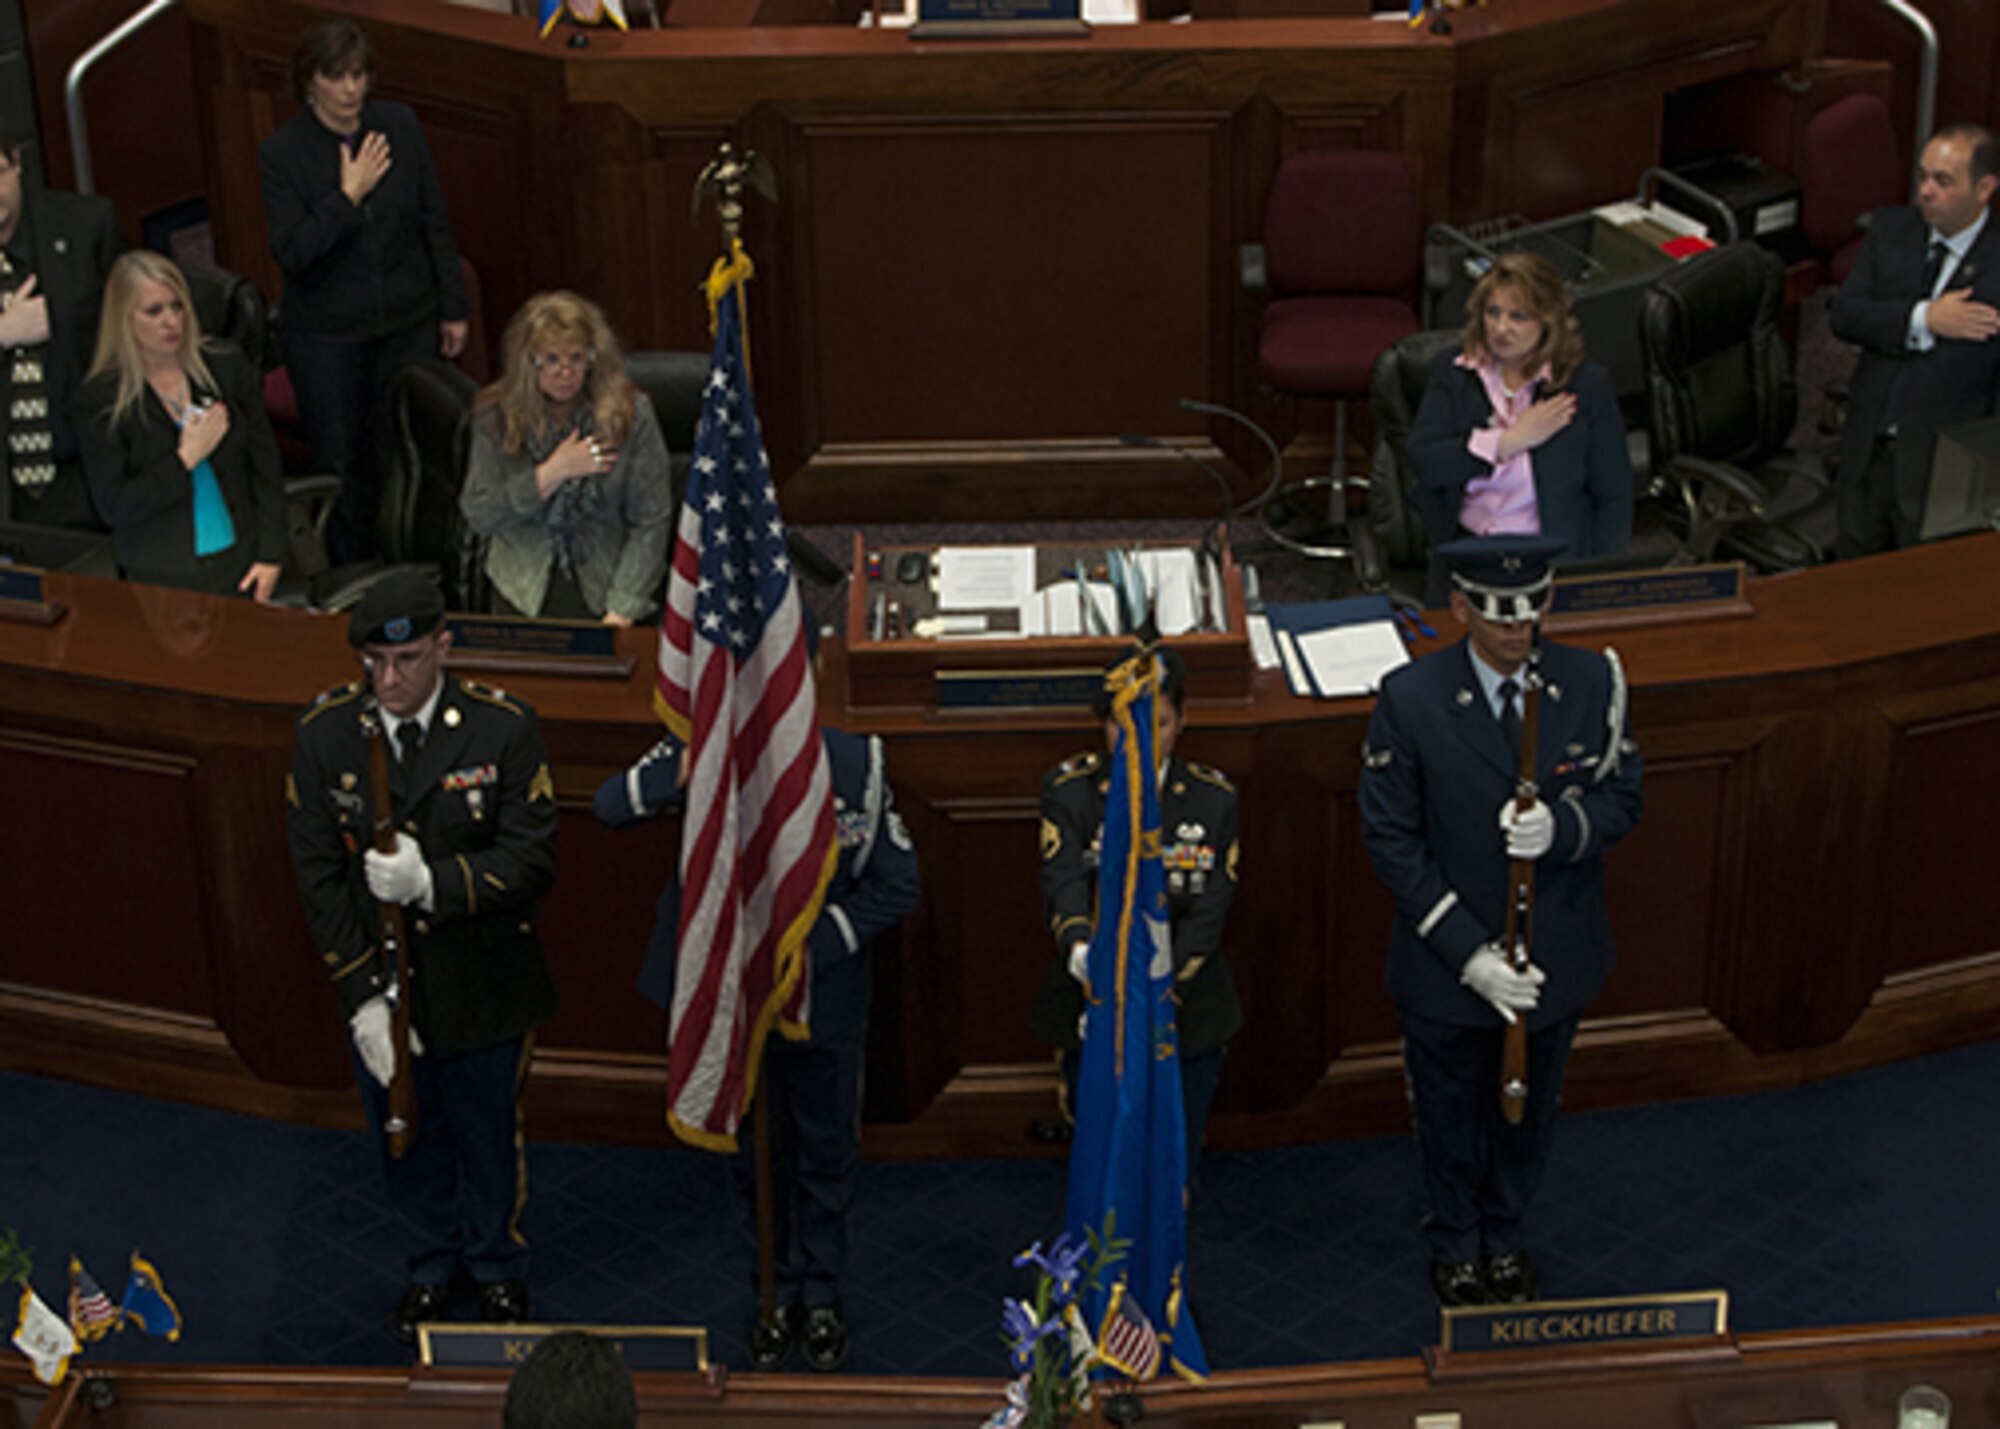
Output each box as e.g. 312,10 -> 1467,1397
1366,328 -> 1465,582
623,348 -> 841,586
1638,244 -> 1834,570
385,359 -> 482,611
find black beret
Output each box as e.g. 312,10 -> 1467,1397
347,570 -> 446,648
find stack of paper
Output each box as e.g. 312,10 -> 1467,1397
1263,596 -> 1408,698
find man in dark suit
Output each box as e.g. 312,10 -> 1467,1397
0,123 -> 123,529
1031,645 -> 1243,1175
1831,122 -> 2000,556
594,718 -> 921,1374
286,570 -> 559,1344
1358,536 -> 1642,1308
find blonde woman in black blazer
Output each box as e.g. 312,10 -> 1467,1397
74,252 -> 286,598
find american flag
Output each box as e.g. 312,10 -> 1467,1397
654,275 -> 835,1151
1095,1279 -> 1163,1382
67,1257 -> 118,1342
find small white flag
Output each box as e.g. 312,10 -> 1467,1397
12,1284 -> 78,1387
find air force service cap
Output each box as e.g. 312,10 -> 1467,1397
347,570 -> 447,648
1437,534 -> 1568,623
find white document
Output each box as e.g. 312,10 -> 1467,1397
1134,549 -> 1200,635
1025,580 -> 1119,637
1294,620 -> 1408,697
1246,613 -> 1280,671
936,546 -> 1035,611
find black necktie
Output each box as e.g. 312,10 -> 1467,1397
1923,239 -> 1948,297
1497,678 -> 1523,752
396,719 -> 424,766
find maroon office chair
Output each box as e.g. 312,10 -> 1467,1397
1248,150 -> 1421,588
1800,94 -> 1903,288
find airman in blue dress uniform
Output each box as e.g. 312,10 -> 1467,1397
1358,536 -> 1642,1308
595,720 -> 920,1373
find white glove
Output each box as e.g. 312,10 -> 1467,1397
1498,799 -> 1555,860
1067,941 -> 1090,985
1460,945 -> 1546,1024
348,995 -> 425,1089
350,996 -> 396,1088
364,832 -> 434,908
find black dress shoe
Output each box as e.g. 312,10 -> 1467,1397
1430,1259 -> 1487,1308
394,1283 -> 452,1344
478,1279 -> 531,1324
801,1304 -> 848,1372
1483,1251 -> 1538,1304
747,1304 -> 802,1371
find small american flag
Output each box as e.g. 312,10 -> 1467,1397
654,262 -> 835,1151
1095,1280 -> 1163,1381
67,1257 -> 118,1342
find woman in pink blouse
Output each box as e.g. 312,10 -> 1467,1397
1407,252 -> 1632,605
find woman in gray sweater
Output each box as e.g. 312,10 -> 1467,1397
462,291 -> 671,624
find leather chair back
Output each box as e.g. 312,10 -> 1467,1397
1640,243 -> 1794,473
624,349 -> 712,507
1264,150 -> 1422,300
389,359 -> 484,609
180,261 -> 272,370
1366,328 -> 1464,568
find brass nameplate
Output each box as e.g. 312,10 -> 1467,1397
1442,1289 -> 1728,1354
1544,562 -> 1749,633
419,1321 -> 711,1375
0,565 -> 65,626
936,666 -> 1103,713
445,615 -> 635,679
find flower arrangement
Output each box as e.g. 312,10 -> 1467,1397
986,1215 -> 1129,1429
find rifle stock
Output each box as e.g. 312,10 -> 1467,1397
1498,648 -> 1542,1126
365,709 -> 419,1159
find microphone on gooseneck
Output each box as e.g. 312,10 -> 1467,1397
1116,431 -> 1238,541
1176,396 -> 1285,523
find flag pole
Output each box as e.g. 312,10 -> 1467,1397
753,1048 -> 778,1337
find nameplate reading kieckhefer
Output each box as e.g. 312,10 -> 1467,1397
444,615 -> 635,679
419,1322 -> 714,1378
1442,1288 -> 1728,1355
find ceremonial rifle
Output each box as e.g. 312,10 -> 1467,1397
1498,646 -> 1542,1126
363,702 -> 419,1159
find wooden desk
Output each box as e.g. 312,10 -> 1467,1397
181,0 -> 1818,521
3,536 -> 1998,1157
10,1316 -> 2000,1425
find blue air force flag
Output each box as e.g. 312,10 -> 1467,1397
118,1254 -> 181,1342
1062,649 -> 1207,1381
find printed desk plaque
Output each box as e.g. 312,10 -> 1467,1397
936,666 -> 1105,713
910,0 -> 1087,39
1543,561 -> 1750,634
419,1323 -> 715,1381
445,615 -> 635,679
1433,1289 -> 1730,1376
0,564 -> 66,626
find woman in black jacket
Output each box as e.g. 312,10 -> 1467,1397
259,17 -> 467,564
74,251 -> 285,598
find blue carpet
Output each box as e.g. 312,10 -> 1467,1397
7,1037 -> 1999,1375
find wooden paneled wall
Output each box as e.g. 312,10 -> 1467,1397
4,539 -> 2000,1157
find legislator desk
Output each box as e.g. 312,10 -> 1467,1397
9,1315 -> 2000,1425
2,535 -> 1998,1158
178,0 -> 1826,523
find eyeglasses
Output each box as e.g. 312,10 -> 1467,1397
531,351 -> 594,373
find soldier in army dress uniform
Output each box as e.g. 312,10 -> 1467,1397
1031,645 -> 1242,1173
1358,536 -> 1642,1309
285,570 -> 559,1343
